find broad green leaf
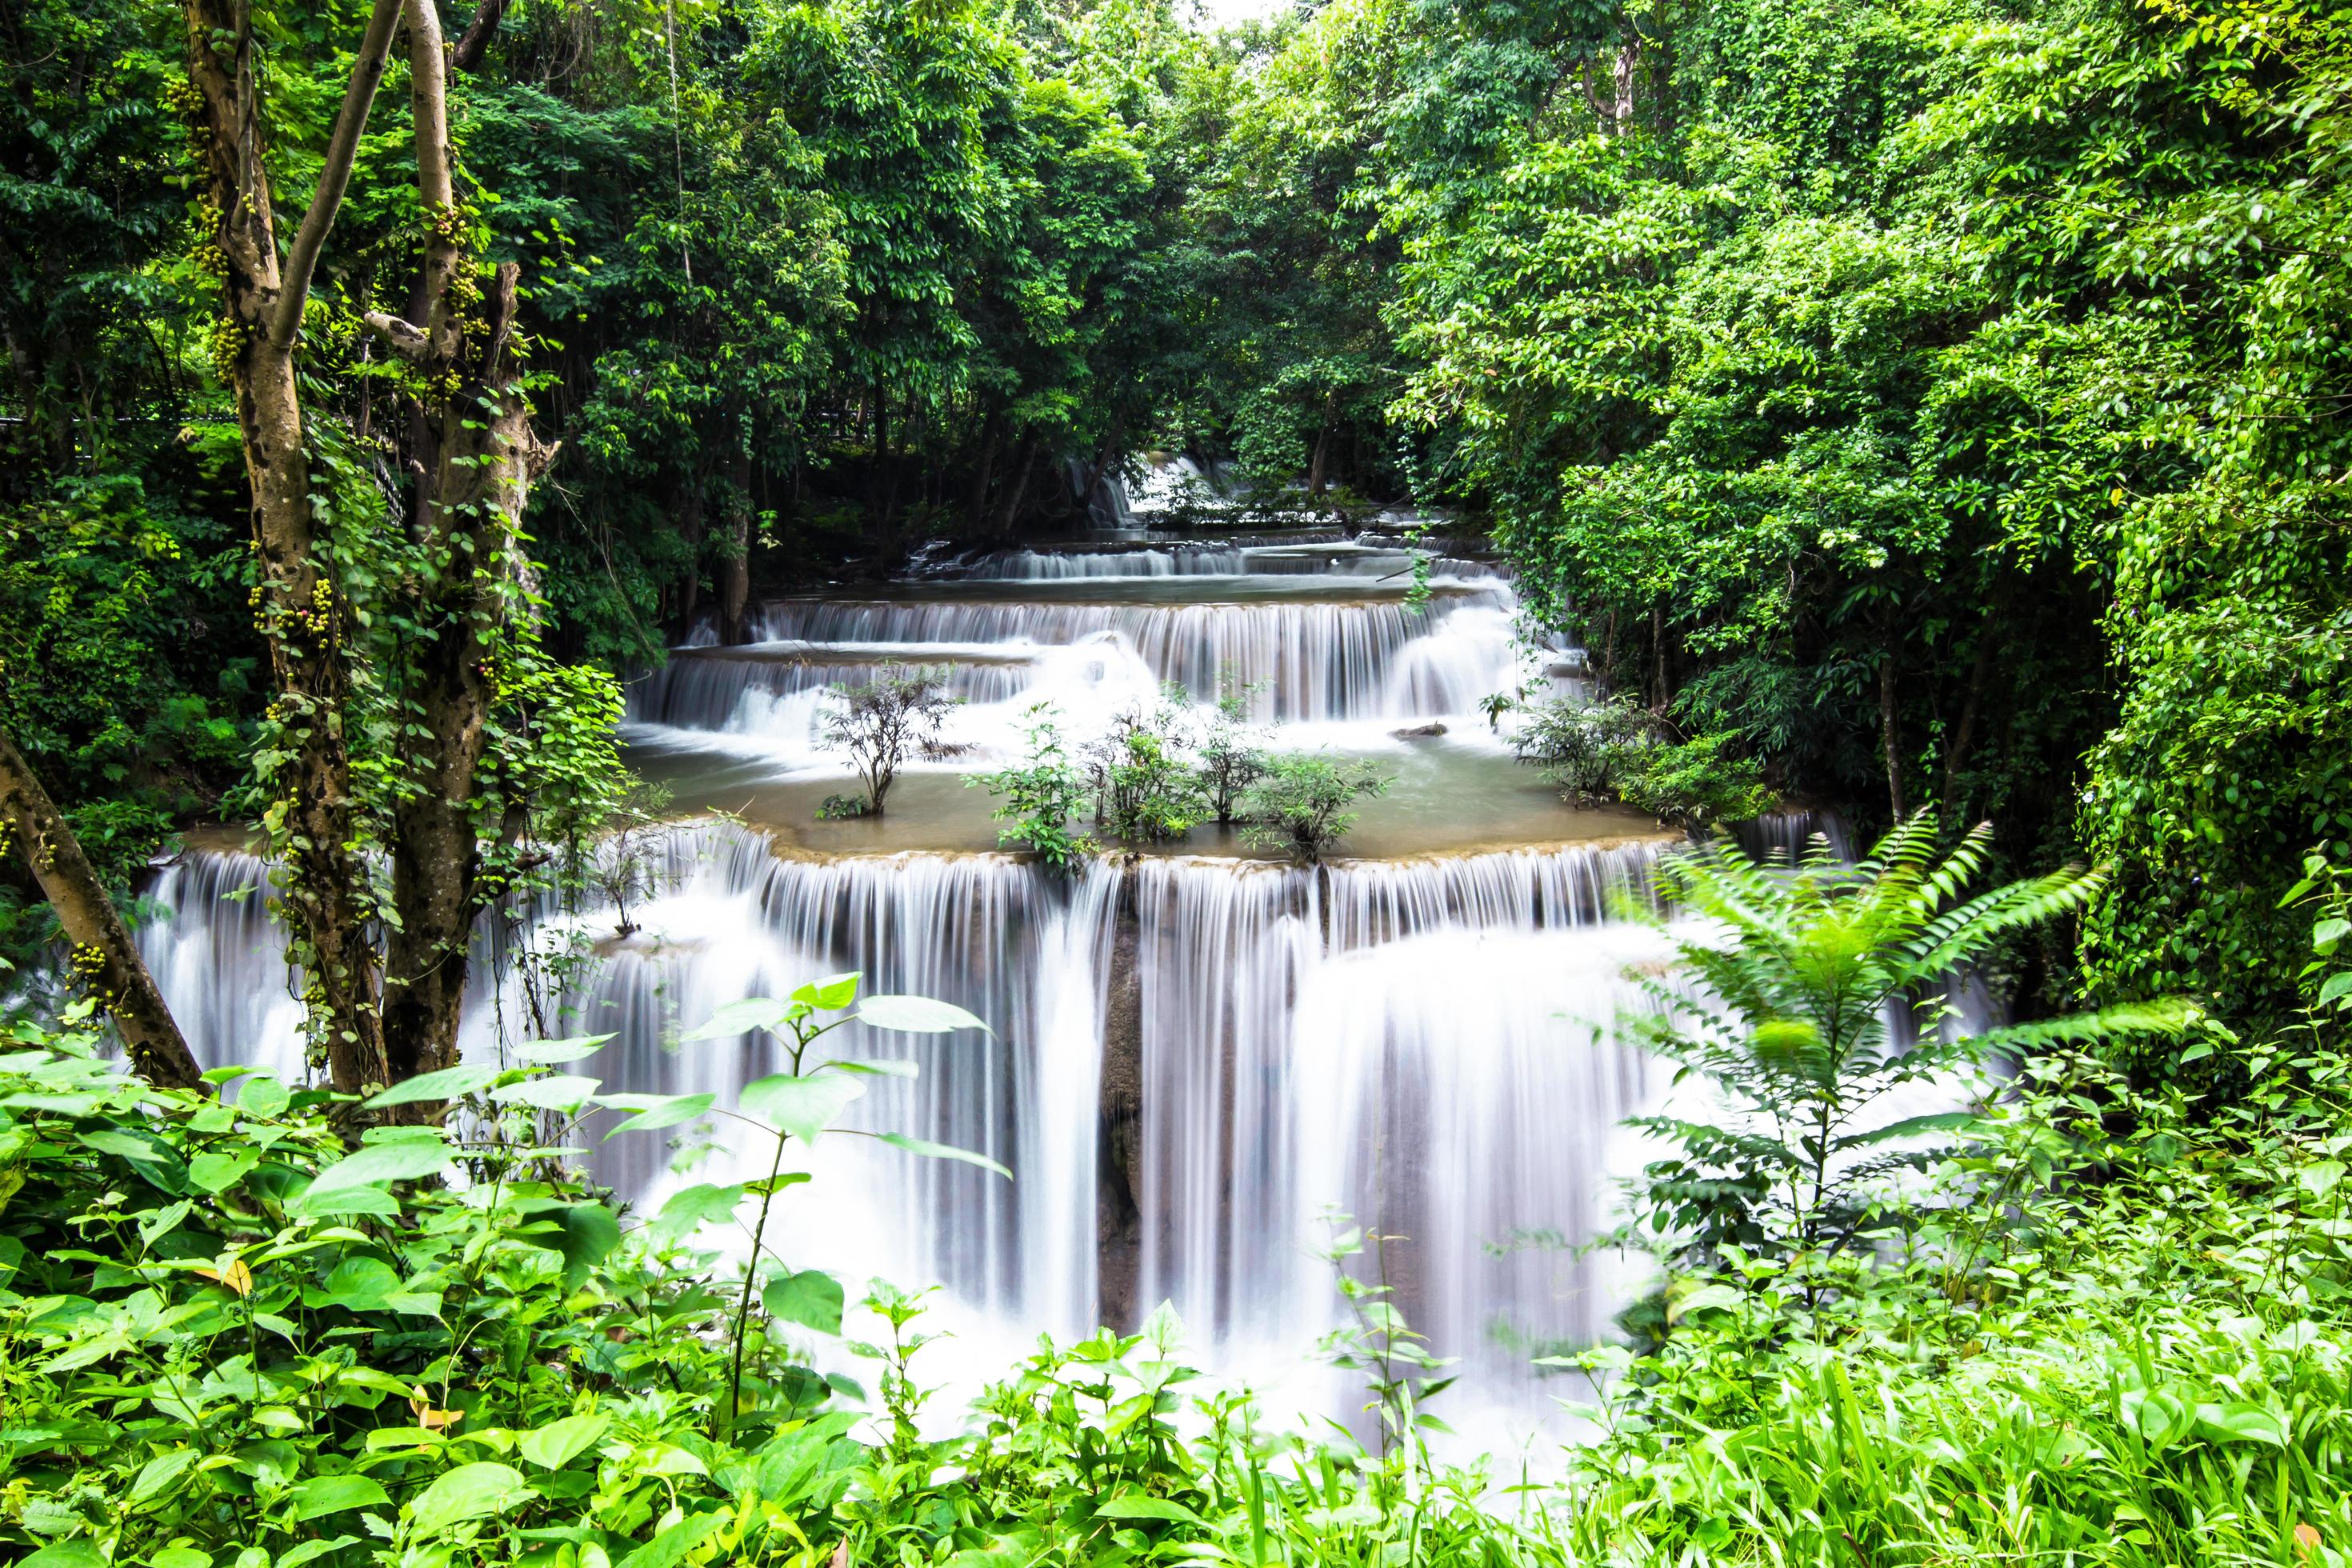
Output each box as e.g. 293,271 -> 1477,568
614,1510 -> 726,1568
1096,1495 -> 1205,1524
128,1448 -> 200,1507
857,994 -> 993,1034
518,1411 -> 611,1470
365,1065 -> 503,1108
236,1075 -> 292,1117
291,1473 -> 392,1520
763,1268 -> 845,1334
518,1034 -> 617,1065
407,1461 -> 530,1534
188,1147 -> 261,1194
599,1091 -> 715,1136
680,998 -> 793,1042
490,1074 -> 602,1112
21,1543 -> 106,1568
878,1133 -> 1010,1179
552,1203 -> 621,1288
2195,1402 -> 2288,1446
739,1072 -> 866,1142
1667,1283 -> 1743,1322
792,971 -> 862,1010
297,1138 -> 455,1212
652,1182 -> 745,1240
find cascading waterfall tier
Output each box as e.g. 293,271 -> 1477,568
737,587 -> 1518,723
1130,842 -> 1667,1409
142,509 -> 1679,1437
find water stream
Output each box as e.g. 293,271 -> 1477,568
138,514 -> 1681,1439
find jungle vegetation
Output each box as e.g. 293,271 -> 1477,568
6,0 -> 2352,1562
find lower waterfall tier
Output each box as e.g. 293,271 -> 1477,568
138,824 -> 1671,1432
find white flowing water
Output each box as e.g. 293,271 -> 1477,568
139,517 -> 1679,1438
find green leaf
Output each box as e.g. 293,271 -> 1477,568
188,1147 -> 261,1194
681,998 -> 793,1041
599,1091 -> 715,1135
762,1269 -> 845,1334
553,1203 -> 620,1288
518,1034 -> 617,1065
128,1448 -> 200,1507
296,1138 -> 455,1213
652,1182 -> 745,1240
20,1543 -> 106,1568
614,1510 -> 726,1568
1667,1282 -> 1743,1322
490,1074 -> 602,1112
2194,1402 -> 2288,1446
792,971 -> 862,1010
738,1072 -> 866,1142
291,1473 -> 392,1520
407,1462 -> 530,1534
878,1133 -> 1009,1179
518,1412 -> 611,1470
1095,1495 -> 1205,1524
857,994 -> 993,1034
364,1065 -> 503,1108
237,1075 -> 292,1116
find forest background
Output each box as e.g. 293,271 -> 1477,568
10,0 -> 2351,1055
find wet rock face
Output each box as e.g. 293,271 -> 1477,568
1096,866 -> 1145,1332
1391,722 -> 1447,738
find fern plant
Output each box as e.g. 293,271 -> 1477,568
1626,814 -> 2196,1266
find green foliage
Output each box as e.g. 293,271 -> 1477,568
1626,816 -> 2190,1263
973,704 -> 1098,875
1239,754 -> 1390,864
0,998 -> 1578,1568
1083,686 -> 1206,845
815,668 -> 957,818
1510,695 -> 1772,829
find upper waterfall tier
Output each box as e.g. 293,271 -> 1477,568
716,578 -> 1518,724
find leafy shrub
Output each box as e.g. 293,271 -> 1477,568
1240,754 -> 1390,863
972,704 -> 1096,874
815,667 -> 956,817
1084,686 -> 1206,844
1510,695 -> 1772,828
1510,693 -> 1649,803
816,791 -> 872,820
1197,678 -> 1270,827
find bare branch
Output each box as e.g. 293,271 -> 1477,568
270,0 -> 406,349
361,310 -> 431,362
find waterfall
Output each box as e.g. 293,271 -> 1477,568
739,591 -> 1517,722
1130,843 -> 1665,1407
139,847 -> 305,1083
141,504 -> 1690,1435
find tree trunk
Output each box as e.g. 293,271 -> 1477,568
967,413 -> 1003,533
678,483 -> 706,630
1940,590 -> 2003,823
996,438 -> 1039,532
1878,653 -> 1907,821
717,441 -> 754,646
1306,395 -> 1334,497
0,729 -> 204,1090
185,0 -> 402,1097
371,0 -> 558,1085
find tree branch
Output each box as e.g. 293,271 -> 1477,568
405,0 -> 464,354
0,727 -> 205,1090
361,309 -> 431,362
269,0 -> 406,349
450,0 -> 507,74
